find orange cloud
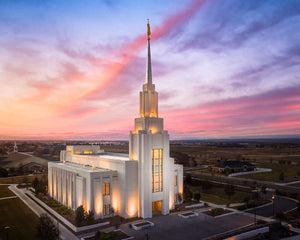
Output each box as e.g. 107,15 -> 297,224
0,0 -> 207,137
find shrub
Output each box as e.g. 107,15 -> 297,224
193,192 -> 201,202
95,231 -> 116,240
183,186 -> 192,202
75,205 -> 85,226
177,193 -> 183,203
32,177 -> 39,190
85,210 -> 95,224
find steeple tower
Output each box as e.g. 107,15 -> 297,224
129,20 -> 182,219
146,19 -> 152,85
140,20 -> 158,118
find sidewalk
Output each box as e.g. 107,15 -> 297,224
9,185 -> 79,240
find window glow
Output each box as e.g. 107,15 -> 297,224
152,149 -> 163,193
103,182 -> 110,196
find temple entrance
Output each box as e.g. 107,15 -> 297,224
152,201 -> 162,216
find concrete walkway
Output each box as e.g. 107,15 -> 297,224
0,196 -> 17,200
9,185 -> 79,240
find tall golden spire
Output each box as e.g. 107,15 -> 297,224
145,19 -> 152,85
147,19 -> 151,40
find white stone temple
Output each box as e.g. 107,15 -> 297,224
48,22 -> 183,219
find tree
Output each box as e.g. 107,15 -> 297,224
185,173 -> 192,185
85,210 -> 95,224
36,214 -> 59,240
75,205 -> 85,226
224,184 -> 235,198
0,167 -> 8,177
35,179 -> 47,194
183,186 -> 192,202
279,172 -> 285,181
193,192 -> 201,202
32,177 -> 39,189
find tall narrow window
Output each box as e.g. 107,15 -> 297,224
174,175 -> 178,186
152,149 -> 163,192
103,182 -> 110,196
103,204 -> 111,216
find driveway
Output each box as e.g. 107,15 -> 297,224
246,196 -> 297,217
116,211 -> 254,240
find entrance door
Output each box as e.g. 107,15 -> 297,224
152,201 -> 162,216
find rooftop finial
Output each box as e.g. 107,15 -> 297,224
147,19 -> 151,40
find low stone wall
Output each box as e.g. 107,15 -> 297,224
178,211 -> 199,219
224,226 -> 269,240
27,192 -> 109,232
131,221 -> 154,230
185,202 -> 204,208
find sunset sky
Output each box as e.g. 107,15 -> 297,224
0,0 -> 300,140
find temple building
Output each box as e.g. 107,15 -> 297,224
48,22 -> 183,219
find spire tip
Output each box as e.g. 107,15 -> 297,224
147,19 -> 151,40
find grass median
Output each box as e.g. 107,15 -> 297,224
0,197 -> 39,240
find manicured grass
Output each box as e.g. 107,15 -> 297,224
189,186 -> 250,205
0,198 -> 39,240
239,163 -> 300,182
0,185 -> 15,198
0,175 -> 44,184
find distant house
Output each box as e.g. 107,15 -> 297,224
212,161 -> 256,174
22,162 -> 46,174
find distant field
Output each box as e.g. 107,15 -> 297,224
239,163 -> 300,182
0,185 -> 15,198
188,186 -> 250,205
0,175 -> 45,184
0,198 -> 39,240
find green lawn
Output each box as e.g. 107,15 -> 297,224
0,198 -> 39,240
239,163 -> 300,182
0,185 -> 15,198
189,186 -> 250,205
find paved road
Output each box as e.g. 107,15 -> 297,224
189,172 -> 300,194
246,196 -> 297,218
9,185 -> 79,240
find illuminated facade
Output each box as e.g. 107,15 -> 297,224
48,22 -> 183,219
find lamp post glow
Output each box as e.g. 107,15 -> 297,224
272,195 -> 275,216
5,226 -> 10,240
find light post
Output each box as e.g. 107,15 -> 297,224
253,185 -> 258,225
57,221 -> 60,240
5,226 -> 10,240
272,195 -> 275,216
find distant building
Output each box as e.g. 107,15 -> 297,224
48,22 -> 183,220
13,142 -> 18,153
212,160 -> 256,174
